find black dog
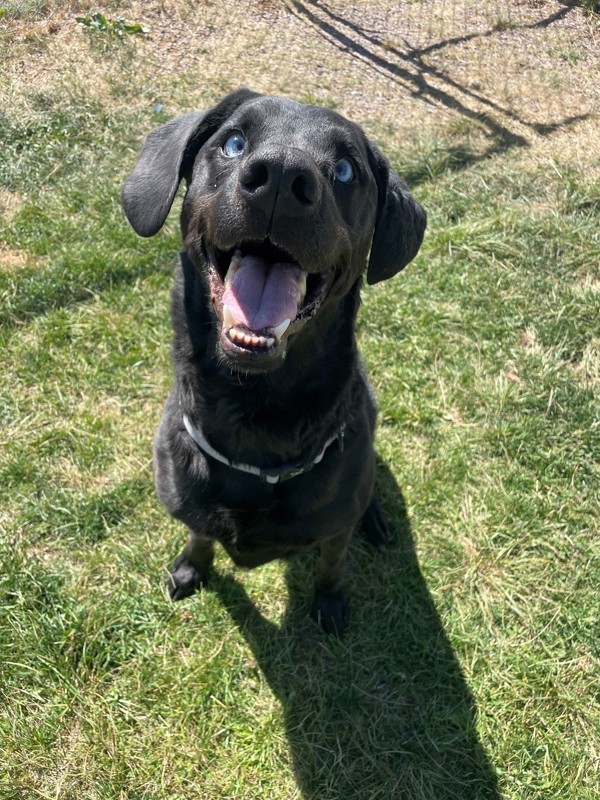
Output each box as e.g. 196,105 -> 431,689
122,89 -> 426,635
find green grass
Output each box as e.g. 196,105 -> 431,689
1,12 -> 599,800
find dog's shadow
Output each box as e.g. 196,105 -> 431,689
212,463 -> 500,798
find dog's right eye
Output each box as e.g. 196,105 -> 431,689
222,133 -> 247,158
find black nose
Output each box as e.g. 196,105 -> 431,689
238,149 -> 321,216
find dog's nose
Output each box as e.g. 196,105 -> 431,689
238,150 -> 321,216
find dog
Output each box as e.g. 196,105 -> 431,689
122,89 -> 426,635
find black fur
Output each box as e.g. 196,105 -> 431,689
122,91 -> 426,635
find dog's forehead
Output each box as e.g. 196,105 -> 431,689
228,96 -> 366,154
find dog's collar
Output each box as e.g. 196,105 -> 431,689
183,414 -> 345,485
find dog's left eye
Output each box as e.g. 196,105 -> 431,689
223,133 -> 247,158
333,158 -> 354,184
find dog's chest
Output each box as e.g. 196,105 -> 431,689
204,488 -> 315,567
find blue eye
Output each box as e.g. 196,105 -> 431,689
223,132 -> 246,157
333,157 -> 354,184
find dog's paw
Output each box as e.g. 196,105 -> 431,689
311,591 -> 349,637
362,497 -> 390,552
168,559 -> 209,601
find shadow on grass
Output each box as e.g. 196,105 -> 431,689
0,247 -> 174,332
289,0 -> 590,182
213,463 -> 500,799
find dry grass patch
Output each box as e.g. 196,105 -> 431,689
1,2 -> 599,799
2,0 -> 597,155
0,246 -> 28,269
0,189 -> 23,221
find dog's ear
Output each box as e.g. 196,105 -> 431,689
122,88 -> 260,237
366,143 -> 427,285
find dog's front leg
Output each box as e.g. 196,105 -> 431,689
311,531 -> 352,636
169,529 -> 215,601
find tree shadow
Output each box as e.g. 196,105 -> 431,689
212,462 -> 500,799
288,0 -> 590,177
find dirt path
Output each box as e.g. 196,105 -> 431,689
2,0 -> 599,167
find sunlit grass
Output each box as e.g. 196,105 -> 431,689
1,6 -> 599,799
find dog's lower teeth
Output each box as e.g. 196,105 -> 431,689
227,326 -> 275,350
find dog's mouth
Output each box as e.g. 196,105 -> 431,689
206,238 -> 334,357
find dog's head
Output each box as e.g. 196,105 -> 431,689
122,89 -> 426,372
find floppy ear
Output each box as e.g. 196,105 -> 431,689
121,88 -> 260,237
366,144 -> 427,285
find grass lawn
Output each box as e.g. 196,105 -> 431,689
1,2 -> 599,798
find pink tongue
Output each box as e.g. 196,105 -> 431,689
222,256 -> 304,331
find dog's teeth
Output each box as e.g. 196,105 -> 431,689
227,325 -> 277,350
272,319 -> 291,340
224,249 -> 243,288
297,272 -> 307,303
222,304 -> 235,329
